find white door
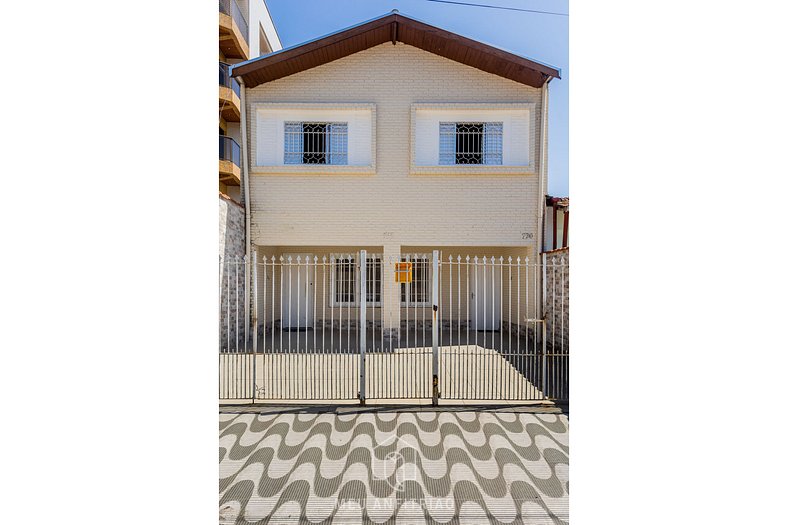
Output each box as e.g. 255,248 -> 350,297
470,261 -> 501,331
282,254 -> 314,329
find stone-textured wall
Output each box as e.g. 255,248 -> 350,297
543,248 -> 568,351
219,194 -> 246,350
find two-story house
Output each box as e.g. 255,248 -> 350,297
223,11 -> 562,403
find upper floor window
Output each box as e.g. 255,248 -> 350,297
284,122 -> 348,165
439,122 -> 503,165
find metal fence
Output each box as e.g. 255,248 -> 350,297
219,251 -> 568,403
219,136 -> 241,168
219,62 -> 241,98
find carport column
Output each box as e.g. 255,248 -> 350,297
382,244 -> 401,348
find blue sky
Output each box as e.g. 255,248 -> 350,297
266,0 -> 568,196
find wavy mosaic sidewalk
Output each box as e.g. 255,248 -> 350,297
220,411 -> 568,524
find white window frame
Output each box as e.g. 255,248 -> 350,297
251,103 -> 376,174
400,253 -> 432,307
330,253 -> 383,307
410,103 -> 536,175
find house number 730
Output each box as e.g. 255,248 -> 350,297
521,232 -> 534,239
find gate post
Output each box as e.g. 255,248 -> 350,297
541,252 -> 548,400
251,250 -> 258,403
432,250 -> 440,406
359,250 -> 367,406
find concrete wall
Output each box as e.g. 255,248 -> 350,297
249,0 -> 282,57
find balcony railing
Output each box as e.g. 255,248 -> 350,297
219,0 -> 248,44
219,136 -> 241,167
219,62 -> 241,98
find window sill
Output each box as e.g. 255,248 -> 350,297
251,165 -> 376,175
409,165 -> 535,175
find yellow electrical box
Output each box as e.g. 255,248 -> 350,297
394,262 -> 413,283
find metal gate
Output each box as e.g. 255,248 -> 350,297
219,251 -> 568,403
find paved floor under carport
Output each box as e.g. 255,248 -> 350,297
219,407 -> 568,524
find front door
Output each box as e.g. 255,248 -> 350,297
470,260 -> 501,330
281,254 -> 314,329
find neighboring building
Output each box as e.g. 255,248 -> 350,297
219,1 -> 281,347
544,195 -> 569,251
230,11 -> 560,340
219,0 -> 281,202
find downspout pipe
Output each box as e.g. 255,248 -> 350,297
536,77 -> 551,322
238,75 -> 251,343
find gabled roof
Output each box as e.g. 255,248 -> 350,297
231,11 -> 560,89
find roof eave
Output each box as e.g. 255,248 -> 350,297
231,12 -> 560,89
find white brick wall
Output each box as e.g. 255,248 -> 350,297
245,43 -> 546,249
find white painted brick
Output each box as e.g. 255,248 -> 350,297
244,43 -> 547,249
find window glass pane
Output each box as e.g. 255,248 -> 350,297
334,258 -> 355,304
284,122 -> 302,164
483,122 -> 503,165
400,256 -> 429,304
366,257 -> 381,303
328,123 -> 348,165
439,122 -> 455,165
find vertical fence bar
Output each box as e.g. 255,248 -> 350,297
465,256 -> 470,400
330,256 -> 335,400
448,256 -> 452,400
235,256 -> 240,354
322,257 -> 327,400
507,256 -> 512,400
541,253 -> 547,398
561,256 -> 566,399
519,257 -> 523,400
252,252 -> 258,401
227,255 -> 238,396
262,256 -> 268,400
279,256 -> 283,399
359,250 -> 367,405
431,250 -> 440,405
337,256 -> 343,397
542,319 -> 548,400
287,257 -> 292,398
499,256 -> 504,400
313,256 -> 317,399
457,257 -> 462,400
218,255 -> 224,398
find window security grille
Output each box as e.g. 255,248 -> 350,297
332,255 -> 382,306
284,122 -> 348,165
400,255 -> 430,305
439,122 -> 503,165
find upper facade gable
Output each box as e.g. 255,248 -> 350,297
231,11 -> 560,89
